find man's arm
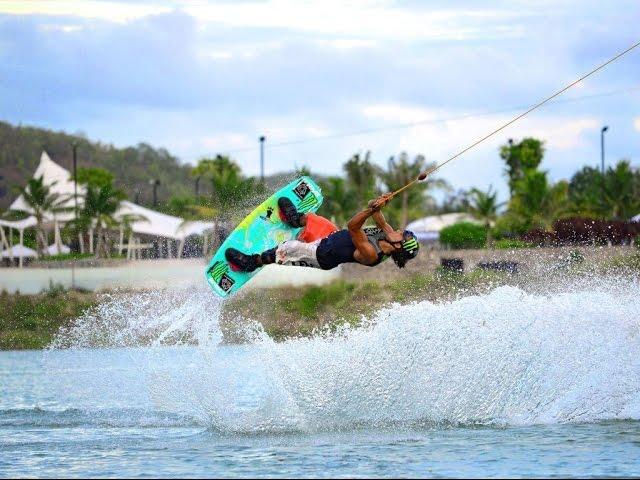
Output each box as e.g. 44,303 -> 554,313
372,210 -> 395,235
347,207 -> 379,265
347,194 -> 394,265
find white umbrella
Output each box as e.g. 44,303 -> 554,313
46,244 -> 71,255
1,245 -> 38,258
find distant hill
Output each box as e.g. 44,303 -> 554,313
0,121 -> 194,210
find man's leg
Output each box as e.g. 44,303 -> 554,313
225,239 -> 321,272
225,247 -> 274,272
278,197 -> 306,228
278,197 -> 338,243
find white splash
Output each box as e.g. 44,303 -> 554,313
50,279 -> 640,432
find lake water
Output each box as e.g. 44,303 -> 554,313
1,281 -> 639,477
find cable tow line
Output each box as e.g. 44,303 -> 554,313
389,39 -> 640,200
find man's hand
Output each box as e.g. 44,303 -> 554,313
368,193 -> 394,211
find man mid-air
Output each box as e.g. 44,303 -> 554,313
225,193 -> 419,272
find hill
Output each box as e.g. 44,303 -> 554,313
0,121 -> 193,210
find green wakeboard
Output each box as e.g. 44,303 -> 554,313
205,176 -> 324,297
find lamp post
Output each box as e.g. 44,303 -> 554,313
72,143 -> 78,223
259,135 -> 265,183
600,126 -> 608,214
149,179 -> 161,207
195,176 -> 201,198
71,142 -> 78,290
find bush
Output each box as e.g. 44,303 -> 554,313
494,239 -> 534,249
552,217 -> 640,245
439,222 -> 487,249
522,228 -> 557,246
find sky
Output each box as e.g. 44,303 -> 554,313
1,0 -> 639,201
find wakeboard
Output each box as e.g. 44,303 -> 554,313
204,176 -> 324,297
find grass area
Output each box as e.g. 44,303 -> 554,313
493,239 -> 535,249
38,252 -> 127,262
0,284 -> 97,350
39,252 -> 95,261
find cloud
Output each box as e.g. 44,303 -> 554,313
634,118 -> 640,133
0,0 -> 169,23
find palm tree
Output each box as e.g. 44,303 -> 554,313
343,152 -> 377,208
318,176 -> 354,226
602,160 -> 640,219
510,170 -> 570,231
468,186 -> 504,246
192,155 -> 260,254
81,183 -> 126,258
16,176 -> 70,257
378,153 -> 449,228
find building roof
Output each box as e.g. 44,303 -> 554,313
0,216 -> 38,230
115,201 -> 214,240
9,151 -> 84,222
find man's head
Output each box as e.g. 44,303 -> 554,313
380,230 -> 420,268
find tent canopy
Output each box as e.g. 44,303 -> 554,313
116,201 -> 214,240
9,151 -> 84,222
1,244 -> 38,258
7,151 -> 215,242
0,216 -> 38,230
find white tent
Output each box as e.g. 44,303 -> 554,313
1,244 -> 37,258
9,151 -> 84,222
0,217 -> 38,230
46,243 -> 71,255
406,212 -> 481,242
5,152 -> 215,261
115,201 -> 215,240
632,213 -> 640,222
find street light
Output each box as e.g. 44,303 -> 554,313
259,135 -> 266,183
600,126 -> 608,176
149,179 -> 161,207
601,125 -> 608,212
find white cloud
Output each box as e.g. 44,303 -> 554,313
184,0 -> 526,41
634,117 -> 640,132
0,0 -> 169,23
359,102 -> 599,164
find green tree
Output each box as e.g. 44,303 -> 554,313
343,152 -> 378,208
318,176 -> 355,226
468,186 -> 504,245
192,155 -> 262,253
568,160 -> 640,220
81,183 -> 126,258
509,170 -> 569,230
16,176 -> 70,257
568,166 -> 603,217
602,160 -> 640,219
75,167 -> 114,189
192,155 -> 259,214
378,153 -> 448,228
500,138 -> 545,197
